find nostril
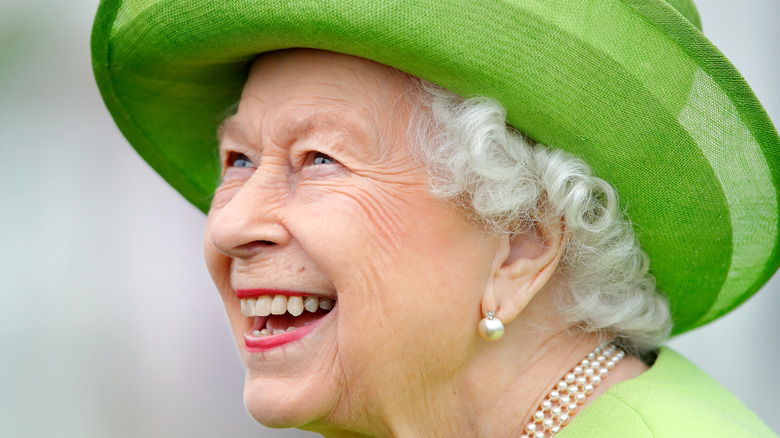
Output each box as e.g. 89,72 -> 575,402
208,209 -> 291,257
241,240 -> 276,252
219,240 -> 278,259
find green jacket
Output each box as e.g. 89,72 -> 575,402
558,348 -> 776,437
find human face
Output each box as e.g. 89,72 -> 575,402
204,50 -> 500,435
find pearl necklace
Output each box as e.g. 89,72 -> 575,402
520,343 -> 626,438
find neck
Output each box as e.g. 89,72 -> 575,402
457,332 -> 606,438
312,309 -> 648,438
374,332 -> 646,438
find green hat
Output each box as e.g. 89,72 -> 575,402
92,0 -> 780,334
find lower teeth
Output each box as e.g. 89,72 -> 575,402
252,327 -> 296,337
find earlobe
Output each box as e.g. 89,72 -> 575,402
481,219 -> 567,327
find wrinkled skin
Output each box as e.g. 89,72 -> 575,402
203,49 -> 647,437
204,49 -> 501,436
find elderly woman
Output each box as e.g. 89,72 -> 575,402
93,0 -> 778,437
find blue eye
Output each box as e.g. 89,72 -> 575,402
311,152 -> 335,165
229,153 -> 254,168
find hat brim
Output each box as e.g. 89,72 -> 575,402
92,0 -> 780,334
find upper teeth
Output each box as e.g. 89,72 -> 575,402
240,295 -> 334,317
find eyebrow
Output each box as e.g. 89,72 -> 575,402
280,112 -> 359,141
218,111 -> 364,153
217,115 -> 248,147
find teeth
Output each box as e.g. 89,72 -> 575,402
271,295 -> 288,315
304,296 -> 319,312
287,296 -> 304,316
319,298 -> 334,310
251,329 -> 273,337
245,298 -> 257,317
240,294 -> 335,317
255,296 -> 272,317
250,327 -> 296,338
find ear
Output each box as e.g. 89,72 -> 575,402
481,218 -> 567,324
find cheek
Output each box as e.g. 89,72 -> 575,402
291,184 -> 492,374
292,183 -> 442,288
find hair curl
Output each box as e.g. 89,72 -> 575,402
409,81 -> 671,353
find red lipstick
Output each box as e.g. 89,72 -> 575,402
243,318 -> 323,352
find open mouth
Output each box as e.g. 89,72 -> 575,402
237,293 -> 335,350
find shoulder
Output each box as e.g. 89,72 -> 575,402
556,347 -> 777,438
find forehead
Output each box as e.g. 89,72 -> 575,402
219,111 -> 363,147
219,49 -> 417,148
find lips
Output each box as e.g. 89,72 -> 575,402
236,289 -> 336,352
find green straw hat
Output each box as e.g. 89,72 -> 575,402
92,0 -> 779,335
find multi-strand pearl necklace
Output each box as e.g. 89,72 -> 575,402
520,343 -> 626,438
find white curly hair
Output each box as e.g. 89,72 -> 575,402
409,80 -> 671,353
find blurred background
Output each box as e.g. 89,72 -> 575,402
0,0 -> 777,436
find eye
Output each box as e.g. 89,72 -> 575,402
227,152 -> 255,168
307,152 -> 337,166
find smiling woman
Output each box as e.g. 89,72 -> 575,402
92,1 -> 779,437
205,53 -> 511,430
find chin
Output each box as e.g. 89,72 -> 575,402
242,372 -> 347,432
244,381 -> 316,428
235,309 -> 345,431
216,286 -> 345,428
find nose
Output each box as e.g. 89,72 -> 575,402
207,173 -> 292,260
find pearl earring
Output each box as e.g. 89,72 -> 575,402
478,310 -> 504,341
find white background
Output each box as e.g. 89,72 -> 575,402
0,0 -> 777,436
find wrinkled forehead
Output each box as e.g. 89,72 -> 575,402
221,49 -> 424,148
244,49 -> 420,109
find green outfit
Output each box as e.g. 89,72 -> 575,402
560,348 -> 777,437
